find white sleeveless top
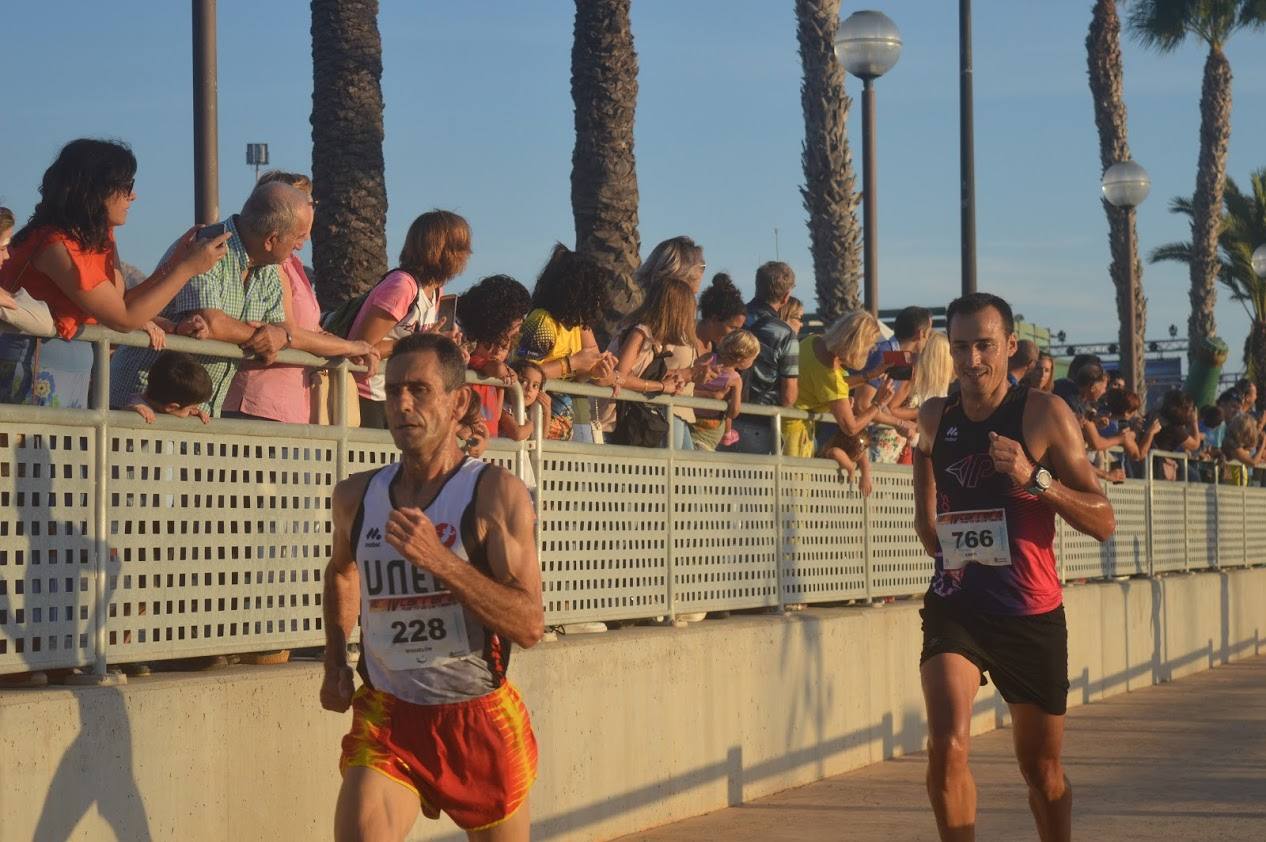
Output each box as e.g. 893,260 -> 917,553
354,458 -> 506,705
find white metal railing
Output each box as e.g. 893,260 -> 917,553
1,325 -> 1263,680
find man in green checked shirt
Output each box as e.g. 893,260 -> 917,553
111,182 -> 313,416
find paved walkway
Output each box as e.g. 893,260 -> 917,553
619,657 -> 1266,841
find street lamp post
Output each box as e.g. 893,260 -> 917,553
835,11 -> 901,316
1252,244 -> 1266,280
192,0 -> 219,224
1101,160 -> 1151,395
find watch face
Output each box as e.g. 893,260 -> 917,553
1036,468 -> 1052,489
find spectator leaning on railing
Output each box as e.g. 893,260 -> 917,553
223,171 -> 378,423
630,236 -> 713,449
1,139 -> 228,409
784,310 -> 894,463
695,272 -> 747,355
722,261 -> 799,455
342,210 -> 471,429
458,273 -> 532,430
1221,412 -> 1265,484
856,306 -> 931,464
110,181 -> 311,416
601,279 -> 698,448
691,329 -> 760,451
513,243 -> 616,441
125,349 -> 213,425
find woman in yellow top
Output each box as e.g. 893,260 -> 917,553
784,310 -> 894,459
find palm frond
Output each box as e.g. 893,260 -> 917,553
1166,194 -> 1196,217
1128,0 -> 1192,51
1149,241 -> 1196,265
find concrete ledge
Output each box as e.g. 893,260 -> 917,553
2,567 -> 1263,842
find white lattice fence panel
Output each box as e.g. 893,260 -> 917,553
1060,514 -> 1108,581
868,466 -> 932,599
672,459 -> 778,614
1150,482 -> 1187,573
538,446 -> 669,624
1103,480 -> 1147,577
345,435 -> 399,474
1246,487 -> 1266,565
779,462 -> 868,603
1216,486 -> 1246,568
0,427 -> 96,673
1187,484 -> 1218,570
106,431 -> 338,661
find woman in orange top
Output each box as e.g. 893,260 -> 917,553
0,139 -> 227,408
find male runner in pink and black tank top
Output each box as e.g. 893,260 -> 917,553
913,293 -> 1115,842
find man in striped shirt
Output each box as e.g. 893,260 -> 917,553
110,182 -> 311,416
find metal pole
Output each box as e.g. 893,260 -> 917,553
1123,208 -> 1140,395
959,0 -> 977,297
862,78 -> 878,316
192,0 -> 219,224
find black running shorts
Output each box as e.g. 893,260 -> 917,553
919,592 -> 1070,716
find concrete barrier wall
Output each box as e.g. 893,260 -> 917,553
1,567 -> 1263,842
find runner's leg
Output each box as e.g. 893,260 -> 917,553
467,798 -> 530,842
921,652 -> 982,842
334,766 -> 422,842
1009,703 -> 1070,842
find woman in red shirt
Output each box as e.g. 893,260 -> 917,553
0,139 -> 227,408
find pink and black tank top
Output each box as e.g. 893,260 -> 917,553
929,384 -> 1062,615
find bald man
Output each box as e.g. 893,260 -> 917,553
111,181 -> 316,416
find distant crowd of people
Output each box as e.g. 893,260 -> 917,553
2,138 -> 1263,494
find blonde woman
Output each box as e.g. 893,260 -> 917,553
602,279 -> 698,447
779,296 -> 804,337
635,235 -> 706,294
784,310 -> 894,459
901,331 -> 953,456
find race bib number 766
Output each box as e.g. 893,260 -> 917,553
935,508 -> 1012,570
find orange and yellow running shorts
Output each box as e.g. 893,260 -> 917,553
339,682 -> 538,831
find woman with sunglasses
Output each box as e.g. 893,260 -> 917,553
0,139 -> 228,409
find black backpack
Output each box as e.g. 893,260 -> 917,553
610,346 -> 672,448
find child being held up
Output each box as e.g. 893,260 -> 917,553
819,428 -> 872,496
127,350 -> 212,424
457,389 -> 490,457
690,329 -> 760,451
499,359 -> 550,442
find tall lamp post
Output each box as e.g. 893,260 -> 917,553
1252,244 -> 1266,280
1101,160 -> 1151,394
835,11 -> 901,316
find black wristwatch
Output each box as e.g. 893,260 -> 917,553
1026,465 -> 1053,495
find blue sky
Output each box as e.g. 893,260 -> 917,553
3,1 -> 1266,368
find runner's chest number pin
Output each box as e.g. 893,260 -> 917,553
935,508 -> 1012,570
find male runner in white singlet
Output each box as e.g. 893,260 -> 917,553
321,332 -> 544,842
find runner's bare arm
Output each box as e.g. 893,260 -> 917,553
385,467 -> 545,648
912,398 -> 945,557
320,473 -> 374,713
324,474 -> 371,669
1007,391 -> 1116,542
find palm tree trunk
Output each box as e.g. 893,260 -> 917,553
796,0 -> 862,323
1187,45 -> 1232,360
310,0 -> 389,308
1087,0 -> 1146,396
571,0 -> 641,331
